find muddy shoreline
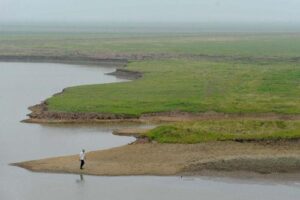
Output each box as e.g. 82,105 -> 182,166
24,101 -> 300,124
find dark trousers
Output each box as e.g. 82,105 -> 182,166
80,160 -> 85,169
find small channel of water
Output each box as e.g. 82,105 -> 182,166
0,62 -> 299,200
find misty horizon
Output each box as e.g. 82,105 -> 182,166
1,0 -> 300,24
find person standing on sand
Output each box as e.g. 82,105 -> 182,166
79,149 -> 86,170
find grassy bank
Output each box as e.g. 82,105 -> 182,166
46,59 -> 300,115
146,120 -> 300,143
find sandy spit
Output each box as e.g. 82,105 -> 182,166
13,140 -> 300,177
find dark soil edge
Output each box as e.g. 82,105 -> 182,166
107,68 -> 143,80
24,101 -> 300,124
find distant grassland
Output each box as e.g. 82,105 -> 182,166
146,120 -> 300,143
1,32 -> 300,58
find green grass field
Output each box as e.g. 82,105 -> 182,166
46,59 -> 300,115
146,120 -> 300,143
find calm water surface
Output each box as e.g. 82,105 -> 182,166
0,62 -> 299,200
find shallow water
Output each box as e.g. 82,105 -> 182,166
0,62 -> 299,200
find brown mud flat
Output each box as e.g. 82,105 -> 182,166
13,140 -> 300,177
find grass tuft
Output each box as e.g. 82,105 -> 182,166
146,120 -> 300,143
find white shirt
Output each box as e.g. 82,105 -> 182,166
79,151 -> 85,160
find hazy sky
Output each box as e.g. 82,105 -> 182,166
0,0 -> 299,23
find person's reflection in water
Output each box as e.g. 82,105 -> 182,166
76,174 -> 85,183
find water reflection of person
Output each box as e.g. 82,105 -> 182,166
80,174 -> 84,181
76,174 -> 85,183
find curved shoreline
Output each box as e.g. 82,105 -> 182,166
7,56 -> 143,123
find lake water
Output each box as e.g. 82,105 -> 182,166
0,62 -> 299,200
